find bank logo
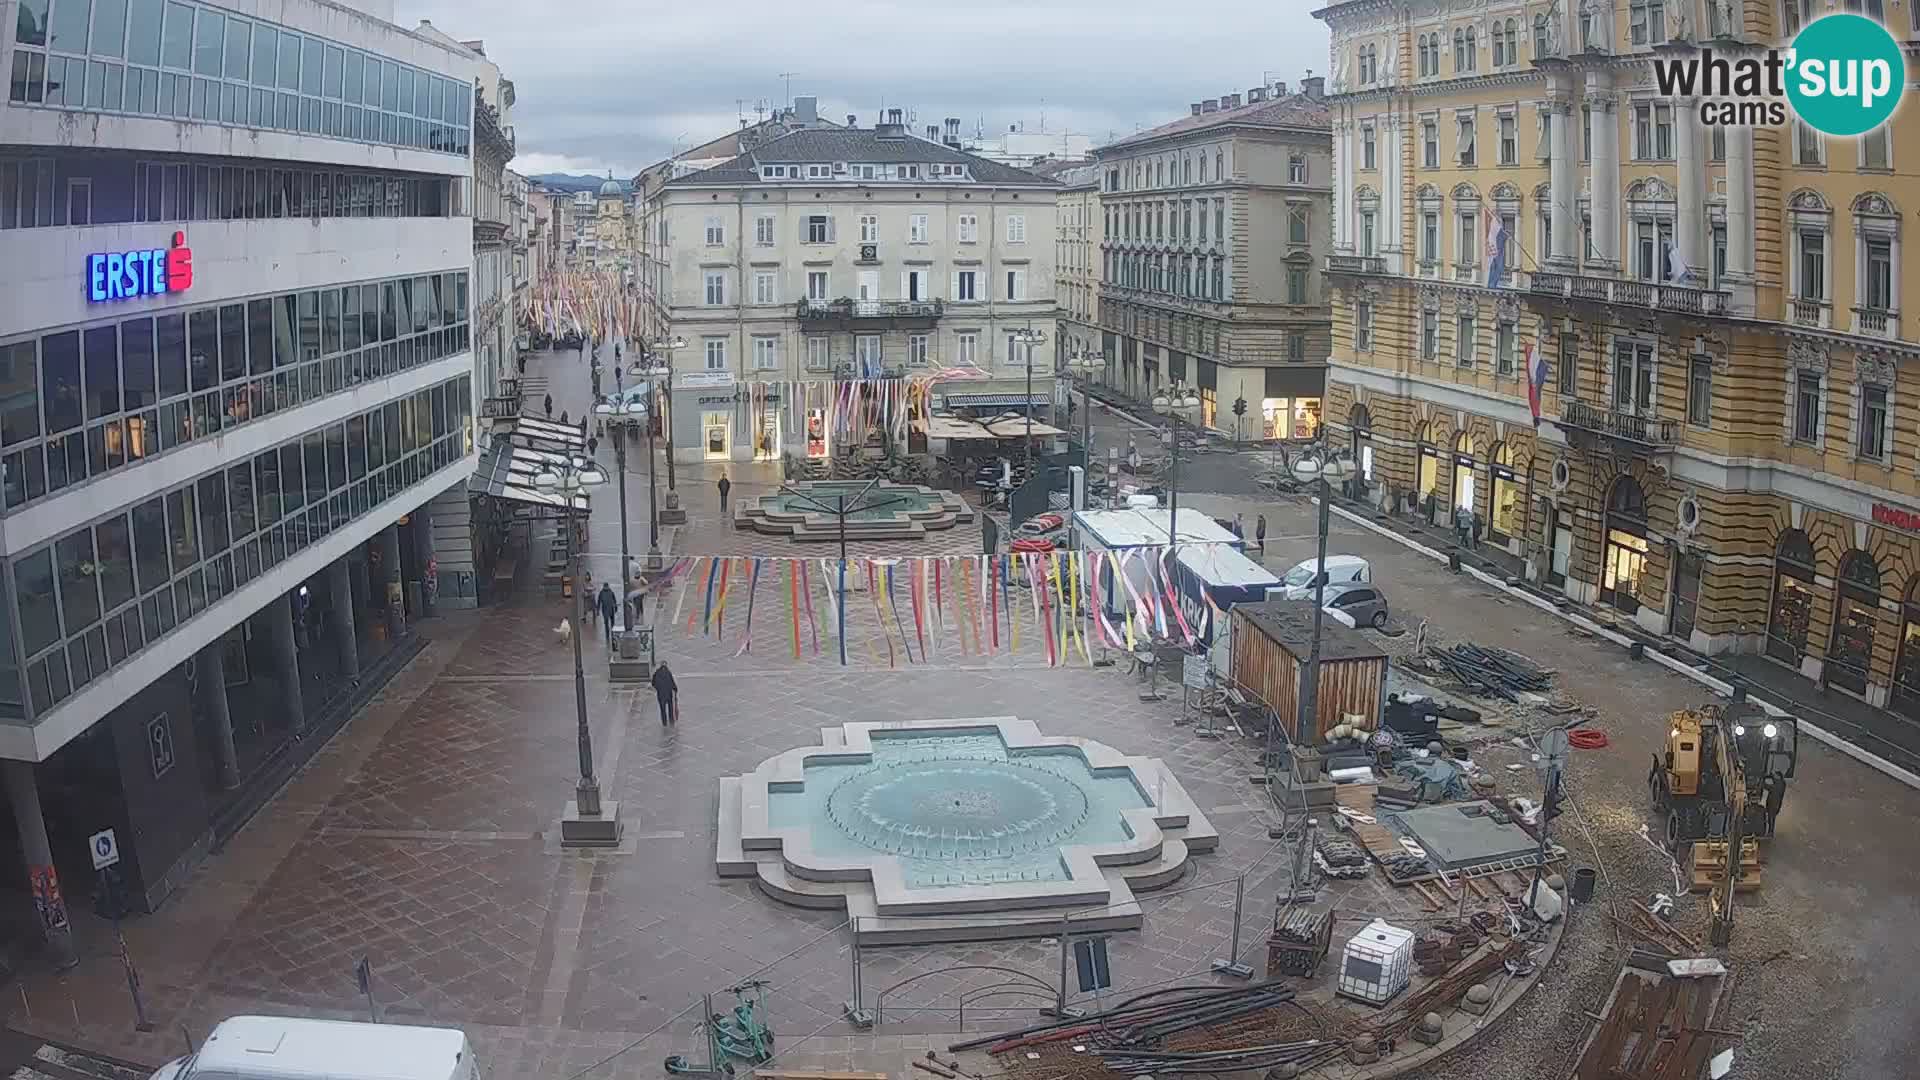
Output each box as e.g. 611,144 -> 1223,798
1651,13 -> 1904,138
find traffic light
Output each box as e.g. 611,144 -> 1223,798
1232,396 -> 1247,417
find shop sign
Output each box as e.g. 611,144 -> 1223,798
677,371 -> 734,389
87,231 -> 193,303
1872,502 -> 1920,532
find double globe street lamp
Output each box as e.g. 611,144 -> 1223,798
534,458 -> 622,848
1066,349 -> 1105,507
1151,383 -> 1201,543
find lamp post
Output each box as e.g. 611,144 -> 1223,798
593,396 -> 644,590
623,362 -> 671,566
535,458 -> 621,847
649,335 -> 687,522
1151,384 -> 1201,545
1010,327 -> 1048,475
1067,349 -> 1104,508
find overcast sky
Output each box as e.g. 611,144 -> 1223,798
396,0 -> 1331,178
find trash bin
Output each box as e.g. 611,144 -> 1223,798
1571,866 -> 1597,903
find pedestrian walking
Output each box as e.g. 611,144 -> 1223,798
1232,512 -> 1245,540
1454,505 -> 1476,550
1127,438 -> 1140,472
544,393 -> 553,418
516,354 -> 526,375
718,472 -> 732,513
652,662 -> 679,726
596,583 -> 617,647
560,409 -> 569,426
588,435 -> 600,458
1255,514 -> 1267,556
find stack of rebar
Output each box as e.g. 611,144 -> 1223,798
1430,643 -> 1554,701
1096,1039 -> 1347,1075
956,980 -> 1328,1069
1273,908 -> 1329,946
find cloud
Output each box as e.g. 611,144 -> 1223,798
398,0 -> 1330,177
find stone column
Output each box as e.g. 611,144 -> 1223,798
266,593 -> 305,735
1382,115 -> 1402,269
1589,82 -> 1621,272
376,524 -> 404,640
1332,119 -> 1351,253
1548,93 -> 1576,267
5,760 -> 76,969
326,559 -> 359,683
1726,123 -> 1756,284
1674,98 -> 1706,284
196,639 -> 240,790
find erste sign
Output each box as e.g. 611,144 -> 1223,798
86,231 -> 194,304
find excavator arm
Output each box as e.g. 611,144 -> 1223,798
1708,715 -> 1747,947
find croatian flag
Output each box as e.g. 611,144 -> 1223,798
1525,341 -> 1548,427
1486,213 -> 1509,289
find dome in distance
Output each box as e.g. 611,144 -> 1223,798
598,173 -> 622,197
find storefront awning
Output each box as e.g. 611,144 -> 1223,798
942,393 -> 1051,409
507,416 -> 589,453
469,441 -> 592,511
921,414 -> 994,440
983,417 -> 1067,439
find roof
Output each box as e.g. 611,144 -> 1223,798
1073,508 -> 1240,549
1098,94 -> 1329,154
188,1015 -> 470,1080
667,127 -> 1064,188
1176,544 -> 1280,591
1232,599 -> 1389,662
469,442 -> 593,512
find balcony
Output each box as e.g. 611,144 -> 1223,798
1790,297 -> 1832,328
1528,272 -> 1731,317
1558,399 -> 1680,451
1452,262 -> 1481,283
795,298 -> 944,330
1326,254 -> 1386,275
1851,305 -> 1897,338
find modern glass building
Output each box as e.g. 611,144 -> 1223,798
1,0 -> 478,964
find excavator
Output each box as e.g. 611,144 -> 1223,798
1648,699 -> 1798,944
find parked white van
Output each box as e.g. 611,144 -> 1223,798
1271,555 -> 1372,600
150,1016 -> 480,1080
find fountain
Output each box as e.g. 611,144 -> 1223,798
717,718 -> 1218,944
733,480 -> 973,541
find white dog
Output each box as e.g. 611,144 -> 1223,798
555,618 -> 573,646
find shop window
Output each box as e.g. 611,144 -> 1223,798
1767,529 -> 1817,665
1891,577 -> 1920,719
1601,476 -> 1649,614
1349,404 -> 1374,482
1487,443 -> 1522,544
1826,550 -> 1881,695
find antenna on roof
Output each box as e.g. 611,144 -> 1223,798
778,72 -> 795,108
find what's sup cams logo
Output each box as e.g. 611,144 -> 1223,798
1650,13 -> 1905,136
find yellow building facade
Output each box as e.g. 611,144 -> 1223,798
1316,0 -> 1920,713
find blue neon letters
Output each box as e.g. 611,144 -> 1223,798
86,247 -> 171,303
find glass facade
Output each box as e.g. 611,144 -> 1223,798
8,0 -> 472,156
0,152 -> 465,230
0,269 -> 470,512
4,372 -> 473,720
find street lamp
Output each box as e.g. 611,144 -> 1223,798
648,335 -> 687,494
1010,327 -> 1048,475
1067,349 -> 1105,508
593,396 -> 645,591
624,362 -> 673,566
1151,383 -> 1201,545
534,458 -> 621,848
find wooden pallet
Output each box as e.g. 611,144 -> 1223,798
1333,784 -> 1407,862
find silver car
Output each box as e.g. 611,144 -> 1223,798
1321,582 -> 1390,629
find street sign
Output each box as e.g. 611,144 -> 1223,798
88,828 -> 119,871
1182,654 -> 1209,689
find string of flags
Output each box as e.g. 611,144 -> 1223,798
648,547 -> 1230,668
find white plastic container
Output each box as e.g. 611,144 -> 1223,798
1337,918 -> 1415,1006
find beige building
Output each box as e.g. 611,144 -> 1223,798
655,112 -> 1060,463
1316,1 -> 1920,712
1092,81 -> 1333,441
1033,161 -> 1105,365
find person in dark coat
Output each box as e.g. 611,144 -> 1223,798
544,393 -> 554,418
651,662 -> 678,726
1255,514 -> 1268,556
596,583 -> 618,647
718,472 -> 732,512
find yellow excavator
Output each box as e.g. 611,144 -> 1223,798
1648,701 -> 1798,944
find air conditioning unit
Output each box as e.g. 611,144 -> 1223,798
833,162 -> 848,173
859,243 -> 878,261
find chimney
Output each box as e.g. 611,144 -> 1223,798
1201,99 -> 1219,113
888,107 -> 904,125
1248,87 -> 1268,104
876,109 -> 907,139
847,113 -> 857,127
1300,74 -> 1323,100
1191,103 -> 1203,116
1274,80 -> 1289,96
927,125 -> 940,141
1225,93 -> 1243,109
793,95 -> 818,125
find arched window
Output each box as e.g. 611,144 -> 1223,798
1415,421 -> 1442,511
1767,529 -> 1817,664
1465,28 -> 1478,71
1454,28 -> 1467,71
1451,431 -> 1477,515
1828,550 -> 1883,694
1534,13 -> 1550,58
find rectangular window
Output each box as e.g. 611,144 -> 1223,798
1635,106 -> 1653,159
858,214 -> 878,243
1614,341 -> 1656,414
1456,115 -> 1475,165
805,337 -> 830,371
1654,104 -> 1673,160
1458,213 -> 1478,268
907,334 -> 929,366
1287,332 -> 1306,362
1496,322 -> 1517,375
1288,205 -> 1309,244
1861,384 -> 1889,459
753,271 -> 776,305
1796,121 -> 1823,165
1004,269 -> 1027,301
1558,334 -> 1578,396
1455,314 -> 1476,367
956,270 -> 979,301
703,271 -> 726,306
805,214 -> 831,243
1288,153 -> 1307,183
1421,212 -> 1438,262
956,332 -> 978,366
754,213 -> 775,246
957,214 -> 977,242
753,337 -> 777,371
806,271 -> 829,302
910,214 -> 928,243
1793,372 -> 1821,443
1421,311 -> 1439,360
1422,121 -> 1438,168
1865,237 -> 1894,310
1286,266 -> 1307,304
1799,230 -> 1826,300
703,338 -> 727,372
1355,301 -> 1374,350
1499,115 -> 1517,164
1006,214 -> 1027,243
1361,125 -> 1376,170
704,216 -> 724,246
1688,357 -> 1713,428
1862,127 -> 1891,170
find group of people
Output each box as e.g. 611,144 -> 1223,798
1229,512 -> 1269,556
